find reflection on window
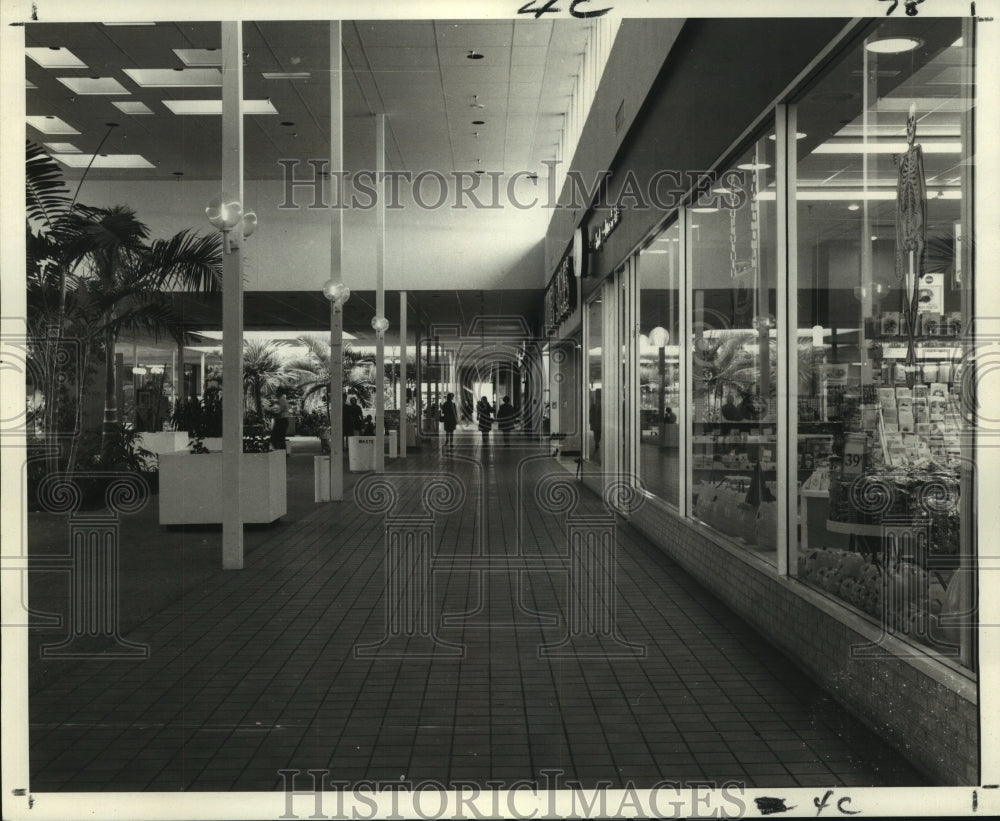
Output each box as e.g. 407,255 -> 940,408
637,222 -> 680,507
793,18 -> 974,669
688,128 -> 778,562
586,297 -> 602,464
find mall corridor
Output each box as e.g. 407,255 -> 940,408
26,440 -> 924,792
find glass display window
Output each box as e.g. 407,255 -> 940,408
791,18 -> 974,669
687,127 -> 779,562
637,221 -> 681,508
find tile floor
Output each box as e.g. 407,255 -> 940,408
27,437 -> 925,791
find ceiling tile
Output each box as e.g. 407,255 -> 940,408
438,47 -> 511,68
354,21 -> 437,48
511,46 -> 550,67
513,20 -> 553,47
435,22 -> 515,48
361,47 -> 441,70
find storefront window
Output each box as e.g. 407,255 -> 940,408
586,296 -> 603,464
688,128 -> 778,562
792,19 -> 974,668
637,222 -> 681,507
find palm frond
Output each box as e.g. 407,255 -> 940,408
26,140 -> 70,230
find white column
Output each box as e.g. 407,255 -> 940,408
221,21 -> 244,570
375,113 -> 386,472
400,291 -> 407,458
329,21 -> 345,502
200,351 -> 206,396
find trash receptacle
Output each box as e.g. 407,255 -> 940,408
348,436 -> 376,472
387,430 -> 398,459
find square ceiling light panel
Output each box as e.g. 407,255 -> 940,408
26,47 -> 87,69
26,115 -> 80,135
112,101 -> 154,115
52,154 -> 155,169
173,48 -> 222,66
43,142 -> 81,153
162,99 -> 278,115
123,68 -> 221,87
56,76 -> 130,95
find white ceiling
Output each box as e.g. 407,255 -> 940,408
25,18 -> 594,181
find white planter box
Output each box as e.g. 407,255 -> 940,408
137,431 -> 190,454
158,450 -> 287,525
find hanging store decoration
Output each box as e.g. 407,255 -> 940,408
895,103 -> 927,374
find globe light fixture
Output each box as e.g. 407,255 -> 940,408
206,193 -> 256,253
322,280 -> 351,311
648,326 -> 670,348
371,315 -> 390,338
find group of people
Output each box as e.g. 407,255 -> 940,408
440,393 -> 518,448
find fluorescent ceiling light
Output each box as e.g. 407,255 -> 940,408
52,154 -> 155,169
173,48 -> 221,67
26,79 -> 36,89
26,115 -> 79,135
103,22 -> 157,26
56,76 -> 130,95
112,101 -> 154,115
162,99 -> 278,115
123,67 -> 221,87
756,189 -> 960,201
195,330 -> 358,342
691,206 -> 719,213
737,162 -> 771,171
642,249 -> 669,254
26,47 -> 86,68
813,141 -> 961,154
262,71 -> 312,80
865,37 -> 922,54
43,142 -> 80,153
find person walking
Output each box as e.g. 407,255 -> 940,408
476,396 -> 495,448
343,395 -> 364,445
270,387 -> 291,451
441,392 -> 458,448
497,395 -> 516,446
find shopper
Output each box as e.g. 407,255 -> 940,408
476,396 -> 495,447
270,387 -> 291,451
497,395 -> 516,446
441,392 -> 458,448
664,406 -> 677,424
343,395 -> 364,442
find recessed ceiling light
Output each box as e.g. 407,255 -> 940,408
123,67 -> 221,87
172,171 -> 184,177
52,153 -> 154,169
26,79 -> 37,89
26,115 -> 79,135
173,48 -> 221,67
262,71 -> 311,80
102,22 -> 157,26
43,142 -> 80,153
281,120 -> 295,126
472,120 -> 485,125
691,206 -> 719,213
467,51 -> 485,60
848,203 -> 860,211
112,101 -> 154,115
26,47 -> 87,69
865,37 -> 922,54
56,76 -> 130,95
162,99 -> 277,115
737,162 -> 771,171
768,132 -> 807,140
475,170 -> 485,175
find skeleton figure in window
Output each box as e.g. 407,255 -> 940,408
894,103 -> 926,369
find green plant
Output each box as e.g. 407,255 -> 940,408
82,422 -> 155,472
188,437 -> 210,454
243,339 -> 286,419
285,336 -> 375,411
242,434 -> 271,453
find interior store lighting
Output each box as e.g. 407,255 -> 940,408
163,99 -> 278,115
865,37 -> 922,54
26,115 -> 79,135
